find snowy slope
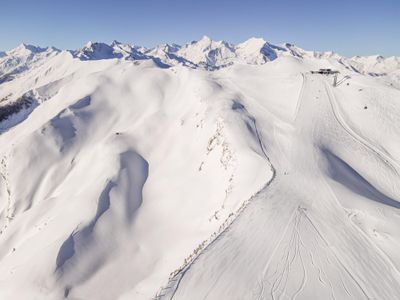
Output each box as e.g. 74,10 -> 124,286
160,64 -> 400,300
0,38 -> 400,300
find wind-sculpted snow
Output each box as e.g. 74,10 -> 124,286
0,37 -> 400,300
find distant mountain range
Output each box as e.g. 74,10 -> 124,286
2,36 -> 400,78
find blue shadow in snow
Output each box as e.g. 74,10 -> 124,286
322,148 -> 400,209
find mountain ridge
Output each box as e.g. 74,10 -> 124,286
2,37 -> 399,74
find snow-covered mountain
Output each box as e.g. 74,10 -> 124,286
72,41 -> 148,61
1,37 -> 400,300
0,44 -> 59,84
2,36 -> 400,73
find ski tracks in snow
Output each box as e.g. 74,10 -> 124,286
268,208 -> 307,300
158,72 -> 400,300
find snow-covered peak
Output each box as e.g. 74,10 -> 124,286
201,35 -> 212,42
0,43 -> 60,80
348,54 -> 400,74
176,36 -> 236,68
111,42 -> 133,57
6,43 -> 53,57
235,38 -> 279,64
110,40 -> 122,47
237,37 -> 267,50
190,35 -> 224,49
16,43 -> 44,53
73,42 -> 119,60
370,54 -> 385,62
73,41 -> 148,61
111,41 -> 148,60
352,54 -> 386,63
277,43 -> 343,60
145,43 -> 196,68
155,43 -> 181,53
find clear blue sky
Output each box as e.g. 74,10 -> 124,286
1,0 -> 399,57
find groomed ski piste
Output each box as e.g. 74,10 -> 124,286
0,37 -> 400,299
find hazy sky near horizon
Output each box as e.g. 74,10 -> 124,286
1,0 -> 399,57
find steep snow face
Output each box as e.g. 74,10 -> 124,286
1,38 -> 400,300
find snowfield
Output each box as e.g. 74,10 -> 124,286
0,37 -> 400,300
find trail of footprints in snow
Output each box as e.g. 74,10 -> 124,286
0,155 -> 13,235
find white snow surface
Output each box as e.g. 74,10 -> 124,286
0,37 -> 400,300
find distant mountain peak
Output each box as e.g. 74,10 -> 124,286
199,35 -> 212,43
74,42 -> 116,60
72,41 -> 148,61
241,37 -> 267,46
111,40 -> 122,46
7,43 -> 49,56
